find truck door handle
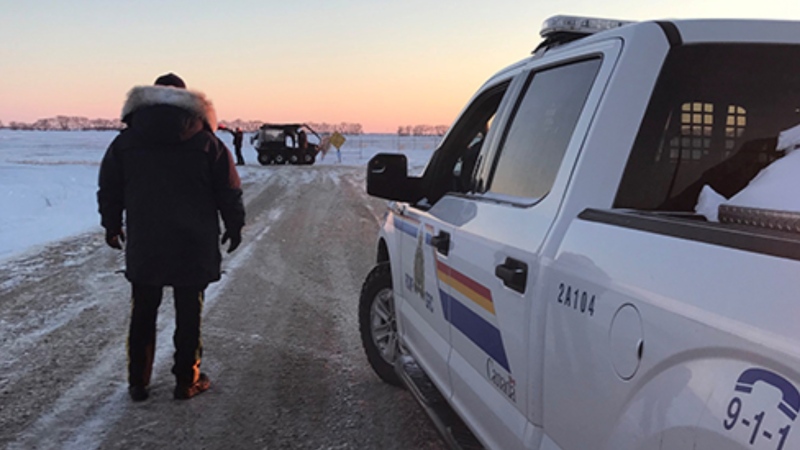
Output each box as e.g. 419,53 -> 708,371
495,258 -> 528,294
430,231 -> 450,256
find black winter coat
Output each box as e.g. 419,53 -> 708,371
98,86 -> 245,286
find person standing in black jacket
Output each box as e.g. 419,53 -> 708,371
219,124 -> 245,165
97,73 -> 246,401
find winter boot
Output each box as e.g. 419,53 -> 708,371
174,373 -> 210,400
128,385 -> 149,402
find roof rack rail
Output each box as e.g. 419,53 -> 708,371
533,15 -> 635,53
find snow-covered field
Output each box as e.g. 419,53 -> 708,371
0,130 -> 438,263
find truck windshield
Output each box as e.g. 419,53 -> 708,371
615,44 -> 800,212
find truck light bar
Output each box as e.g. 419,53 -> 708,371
540,15 -> 634,38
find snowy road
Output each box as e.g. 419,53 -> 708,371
0,165 -> 444,449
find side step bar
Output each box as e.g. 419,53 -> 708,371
395,355 -> 484,450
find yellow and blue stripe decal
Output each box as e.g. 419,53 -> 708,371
436,260 -> 510,372
394,216 -> 421,238
393,214 -> 510,372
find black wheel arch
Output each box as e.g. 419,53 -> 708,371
376,238 -> 390,264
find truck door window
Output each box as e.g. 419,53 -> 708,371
488,58 -> 602,201
421,82 -> 509,205
615,44 -> 800,212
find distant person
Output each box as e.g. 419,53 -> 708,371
220,125 -> 245,165
284,126 -> 296,148
298,129 -> 308,149
97,72 -> 245,402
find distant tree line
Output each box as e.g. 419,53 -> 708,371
0,117 -> 450,136
216,120 -> 266,133
397,125 -> 449,136
306,122 -> 363,135
0,116 -> 124,131
218,120 -> 365,135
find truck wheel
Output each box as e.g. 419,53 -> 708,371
302,153 -> 314,165
359,262 -> 402,386
275,154 -> 286,165
257,153 -> 270,166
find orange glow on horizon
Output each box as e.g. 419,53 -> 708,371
0,70 -> 483,133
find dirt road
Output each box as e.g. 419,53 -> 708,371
0,165 -> 445,449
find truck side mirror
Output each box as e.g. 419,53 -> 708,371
367,153 -> 423,203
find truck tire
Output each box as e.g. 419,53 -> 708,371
359,262 -> 402,386
302,152 -> 315,165
257,153 -> 270,166
275,154 -> 286,165
289,154 -> 299,164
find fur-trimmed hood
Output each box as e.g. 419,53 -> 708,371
121,85 -> 218,132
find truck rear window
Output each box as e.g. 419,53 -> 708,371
615,44 -> 800,212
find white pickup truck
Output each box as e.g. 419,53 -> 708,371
358,15 -> 800,450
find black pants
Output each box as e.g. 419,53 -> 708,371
128,283 -> 206,387
234,145 -> 245,165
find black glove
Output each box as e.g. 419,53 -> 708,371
105,228 -> 125,250
221,229 -> 242,253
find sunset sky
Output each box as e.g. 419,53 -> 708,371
2,0 -> 800,133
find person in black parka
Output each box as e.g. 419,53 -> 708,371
97,73 -> 245,401
219,125 -> 245,165
233,127 -> 244,165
